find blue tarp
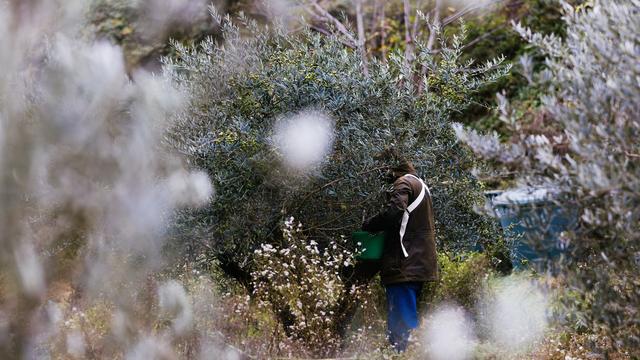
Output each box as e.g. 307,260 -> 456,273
487,188 -> 576,269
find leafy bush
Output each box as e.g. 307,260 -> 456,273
166,14 -> 509,278
423,251 -> 494,310
448,0 -> 573,132
455,0 -> 640,352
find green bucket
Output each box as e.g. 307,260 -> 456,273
352,231 -> 385,260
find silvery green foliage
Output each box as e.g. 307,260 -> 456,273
456,0 -> 640,349
0,0 -> 212,357
166,14 -> 509,276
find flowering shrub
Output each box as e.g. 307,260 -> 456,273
251,217 -> 357,356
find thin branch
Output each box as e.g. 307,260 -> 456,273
419,0 -> 441,94
288,165 -> 389,215
307,0 -> 357,46
440,0 -> 504,27
426,0 -> 441,51
380,2 -> 387,61
411,0 -> 424,41
212,331 -> 256,360
369,0 -> 380,36
461,26 -> 503,50
304,194 -> 377,232
309,24 -> 357,48
403,0 -> 414,65
355,0 -> 369,76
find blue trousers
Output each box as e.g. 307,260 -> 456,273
385,282 -> 423,352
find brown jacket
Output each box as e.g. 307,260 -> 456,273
363,173 -> 438,284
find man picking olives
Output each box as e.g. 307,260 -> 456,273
362,158 -> 438,352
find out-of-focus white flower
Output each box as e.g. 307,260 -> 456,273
165,170 -> 214,207
125,336 -> 174,360
158,281 -> 193,335
66,330 -> 85,358
14,242 -> 45,298
481,275 -> 549,353
273,110 -> 334,172
424,305 -> 476,360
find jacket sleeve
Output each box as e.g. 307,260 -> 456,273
362,178 -> 411,232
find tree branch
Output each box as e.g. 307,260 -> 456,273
380,2 -> 387,61
440,0 -> 504,27
309,24 -> 357,49
419,0 -> 441,94
306,0 -> 357,46
460,23 -> 505,51
412,0 -> 424,42
288,165 -> 389,216
427,0 -> 441,51
355,0 -> 369,76
403,0 -> 414,65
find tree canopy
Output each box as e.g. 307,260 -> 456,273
166,16 -> 510,280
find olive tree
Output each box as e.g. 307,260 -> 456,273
455,0 -> 640,353
165,13 -> 509,343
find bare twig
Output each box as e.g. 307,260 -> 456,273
380,2 -> 387,61
309,24 -> 357,49
307,0 -> 357,47
288,165 -> 389,215
304,193 -> 377,232
212,331 -> 256,360
419,0 -> 441,94
461,26 -> 502,50
411,0 -> 424,41
440,0 -> 504,27
403,0 -> 414,65
355,0 -> 369,76
369,0 -> 380,36
426,0 -> 441,51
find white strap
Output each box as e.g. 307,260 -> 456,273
405,174 -> 431,197
398,174 -> 430,258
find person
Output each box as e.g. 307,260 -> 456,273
362,159 -> 438,352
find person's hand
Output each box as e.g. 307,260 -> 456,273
362,218 -> 370,231
361,210 -> 368,231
